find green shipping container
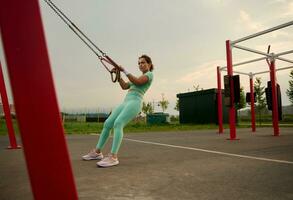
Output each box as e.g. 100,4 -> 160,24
176,89 -> 229,124
147,112 -> 170,124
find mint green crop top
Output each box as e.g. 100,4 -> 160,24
128,71 -> 153,95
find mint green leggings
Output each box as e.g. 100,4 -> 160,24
96,92 -> 142,154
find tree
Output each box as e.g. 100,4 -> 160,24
286,70 -> 293,105
254,77 -> 266,125
174,99 -> 179,111
158,93 -> 169,113
235,86 -> 246,110
235,86 -> 246,122
142,102 -> 153,115
193,84 -> 203,91
193,84 -> 200,91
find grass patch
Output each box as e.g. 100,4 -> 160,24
0,119 -> 19,136
239,114 -> 293,123
0,119 -> 226,135
0,118 -> 292,136
64,121 -> 224,134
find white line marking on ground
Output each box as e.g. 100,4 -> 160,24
124,138 -> 293,165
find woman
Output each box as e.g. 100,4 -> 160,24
82,54 -> 154,167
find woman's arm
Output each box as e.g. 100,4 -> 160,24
116,65 -> 149,86
126,74 -> 149,85
118,77 -> 130,90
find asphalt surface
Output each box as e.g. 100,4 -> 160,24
1,127 -> 293,200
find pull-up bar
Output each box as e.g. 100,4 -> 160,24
221,64 -> 293,76
233,44 -> 270,57
221,53 -> 293,70
222,68 -> 250,76
253,65 -> 293,76
276,56 -> 293,64
275,50 -> 293,57
233,45 -> 293,64
220,56 -> 268,70
231,21 -> 293,44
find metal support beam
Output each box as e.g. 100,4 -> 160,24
226,40 -> 237,140
217,66 -> 223,134
269,60 -> 280,136
231,20 -> 293,44
0,1 -> 78,199
275,49 -> 293,57
233,44 -> 293,65
220,56 -> 267,69
276,56 -> 293,64
222,68 -> 250,76
233,56 -> 268,67
253,65 -> 293,75
0,61 -> 21,149
253,70 -> 270,76
220,66 -> 227,70
276,65 -> 293,72
233,44 -> 270,57
249,77 -> 256,132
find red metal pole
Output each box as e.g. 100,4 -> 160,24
217,66 -> 223,134
226,40 -> 237,140
0,62 -> 21,149
269,59 -> 280,136
249,75 -> 256,132
0,1 -> 78,200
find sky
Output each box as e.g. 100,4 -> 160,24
1,0 -> 293,115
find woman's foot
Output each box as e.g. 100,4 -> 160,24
97,154 -> 119,167
82,149 -> 104,161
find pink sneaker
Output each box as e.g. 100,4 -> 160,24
82,149 -> 103,161
97,155 -> 119,167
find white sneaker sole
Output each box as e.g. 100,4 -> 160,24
97,161 -> 119,168
82,156 -> 103,161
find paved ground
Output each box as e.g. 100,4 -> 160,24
1,127 -> 293,200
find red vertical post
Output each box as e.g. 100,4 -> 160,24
269,59 -> 280,136
226,40 -> 237,140
0,1 -> 78,200
0,62 -> 21,149
217,66 -> 223,134
249,75 -> 256,132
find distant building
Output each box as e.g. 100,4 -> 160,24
86,113 -> 109,122
177,89 -> 229,124
62,112 -> 109,122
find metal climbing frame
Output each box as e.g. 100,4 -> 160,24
0,1 -> 78,199
0,62 -> 21,149
217,21 -> 293,139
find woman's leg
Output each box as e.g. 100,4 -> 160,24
95,103 -> 125,151
111,99 -> 142,154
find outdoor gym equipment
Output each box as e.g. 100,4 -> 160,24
217,20 -> 293,139
0,1 -> 78,199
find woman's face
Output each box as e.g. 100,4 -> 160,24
138,58 -> 150,73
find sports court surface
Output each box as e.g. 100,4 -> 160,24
1,127 -> 293,200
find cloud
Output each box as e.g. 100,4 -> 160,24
238,10 -> 291,39
282,1 -> 293,17
269,0 -> 288,3
176,60 -> 225,87
239,10 -> 263,32
268,0 -> 293,25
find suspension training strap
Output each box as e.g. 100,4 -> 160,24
44,0 -> 121,82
